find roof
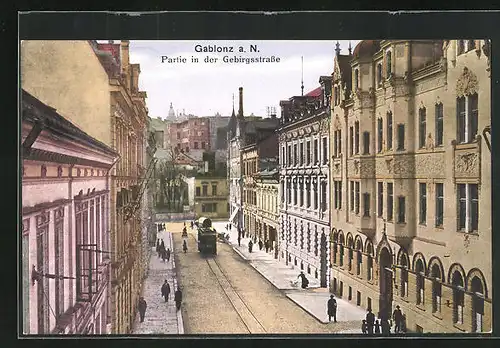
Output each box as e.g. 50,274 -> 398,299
352,40 -> 381,59
22,90 -> 118,157
304,87 -> 322,97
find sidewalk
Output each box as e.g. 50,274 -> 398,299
212,222 -> 365,330
132,231 -> 184,335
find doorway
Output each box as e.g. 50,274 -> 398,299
378,247 -> 393,320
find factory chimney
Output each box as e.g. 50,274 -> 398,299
238,87 -> 244,118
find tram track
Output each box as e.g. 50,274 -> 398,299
187,232 -> 267,334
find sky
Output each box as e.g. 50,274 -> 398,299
127,40 -> 361,119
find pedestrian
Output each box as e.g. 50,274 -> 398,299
327,295 -> 337,322
392,305 -> 403,333
374,320 -> 381,334
237,234 -> 241,247
166,248 -> 171,262
161,280 -> 170,302
160,240 -> 166,253
298,271 -> 309,289
264,240 -> 269,253
190,221 -> 194,229
156,239 -> 161,258
174,287 -> 183,311
161,248 -> 167,262
183,239 -> 188,253
229,223 -> 232,231
258,239 -> 263,250
138,297 -> 147,323
361,320 -> 368,334
248,240 -> 253,253
366,308 -> 375,335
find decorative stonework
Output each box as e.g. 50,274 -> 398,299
455,151 -> 479,178
415,75 -> 446,94
392,155 -> 415,176
35,211 -> 50,227
415,153 -> 445,177
456,67 -> 479,98
359,159 -> 375,177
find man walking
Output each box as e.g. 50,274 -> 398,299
166,248 -> 171,262
327,295 -> 338,322
298,271 -> 309,289
161,280 -> 171,302
392,305 -> 403,333
174,287 -> 183,311
366,308 -> 375,335
138,297 -> 147,323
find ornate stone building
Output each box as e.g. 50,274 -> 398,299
21,90 -> 118,334
193,176 -> 229,219
278,76 -> 332,288
329,40 -> 491,333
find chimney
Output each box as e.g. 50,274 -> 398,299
238,87 -> 244,117
120,40 -> 130,83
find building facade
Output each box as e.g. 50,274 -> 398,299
329,40 -> 491,333
167,116 -> 211,157
21,40 -> 150,334
193,176 -> 230,219
21,90 -> 118,334
278,77 -> 332,288
254,165 -> 280,259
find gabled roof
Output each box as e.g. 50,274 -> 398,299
304,87 -> 322,97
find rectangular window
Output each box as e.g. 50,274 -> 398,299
334,181 -> 338,209
293,144 -> 298,166
469,94 -> 479,142
363,132 -> 370,155
322,137 -> 328,164
377,118 -> 383,153
398,196 -> 406,223
299,142 -> 304,165
350,181 -> 355,211
299,181 -> 304,206
435,104 -> 444,146
355,122 -> 360,154
306,181 -> 311,208
419,108 -> 427,148
435,183 -> 444,227
419,183 -> 427,224
321,181 -> 328,212
349,126 -> 354,156
334,131 -> 338,157
194,142 -> 199,149
387,183 -> 394,221
287,145 -> 292,166
458,183 -> 479,232
314,139 -> 319,164
281,146 -> 286,166
36,214 -> 50,333
281,181 -> 285,203
457,95 -> 479,143
54,211 -> 65,318
22,232 -> 29,334
355,182 -> 360,214
377,182 -> 383,217
363,193 -> 371,217
306,141 -> 311,165
397,124 -> 405,151
212,185 -> 217,196
314,182 -> 319,210
202,185 -> 208,196
293,181 -> 298,205
195,187 -> 200,197
202,142 -> 206,149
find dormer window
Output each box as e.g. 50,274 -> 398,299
386,51 -> 392,77
354,69 -> 359,90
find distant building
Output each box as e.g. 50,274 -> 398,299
194,176 -> 229,220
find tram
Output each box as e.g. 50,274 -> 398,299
197,217 -> 217,255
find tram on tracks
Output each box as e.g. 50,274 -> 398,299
196,217 -> 217,255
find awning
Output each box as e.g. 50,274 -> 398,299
229,207 -> 239,223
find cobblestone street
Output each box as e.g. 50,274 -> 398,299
170,221 -> 362,334
132,231 -> 183,335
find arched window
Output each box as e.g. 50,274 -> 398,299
354,69 -> 359,90
415,260 -> 425,305
355,238 -> 363,276
347,236 -> 354,272
400,255 -> 408,298
365,240 -> 374,281
334,86 -> 338,106
339,234 -> 345,267
470,275 -> 486,332
451,270 -> 465,325
430,263 -> 443,313
386,51 -> 392,76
